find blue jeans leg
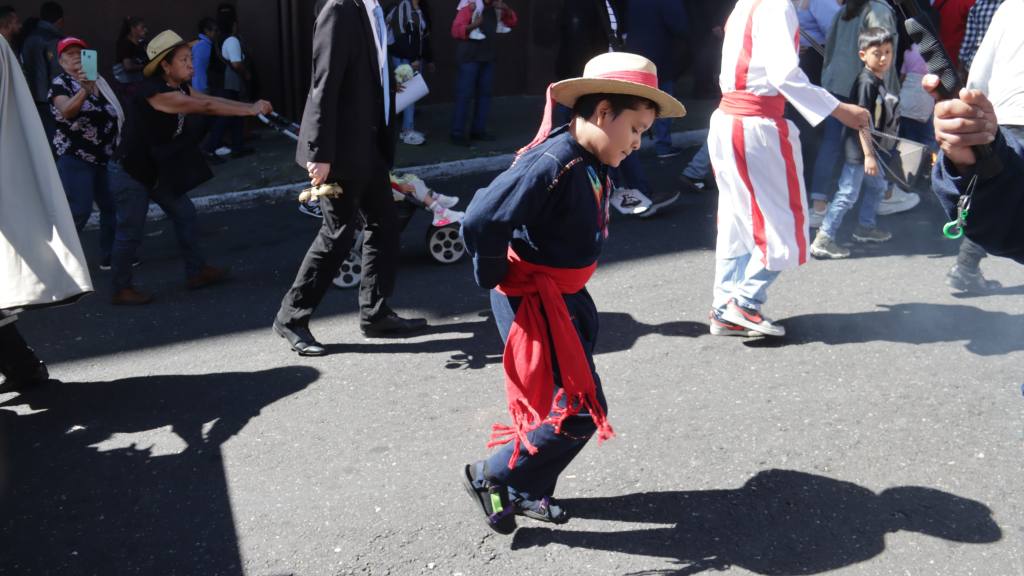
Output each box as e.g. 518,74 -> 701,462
391,57 -> 416,132
683,141 -> 712,180
471,61 -> 494,135
451,62 -> 479,138
654,79 -> 675,154
712,252 -> 752,312
94,164 -> 115,263
808,112 -> 845,202
857,172 -> 887,229
821,162 -> 864,238
148,187 -> 206,278
734,258 -> 782,311
108,163 -> 150,290
56,155 -> 96,232
615,152 -> 651,196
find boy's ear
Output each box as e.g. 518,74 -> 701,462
592,99 -> 612,127
858,49 -> 867,61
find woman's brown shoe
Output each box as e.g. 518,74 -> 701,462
111,287 -> 153,305
186,266 -> 229,290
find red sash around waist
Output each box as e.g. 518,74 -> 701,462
720,91 -> 786,120
490,247 -> 614,469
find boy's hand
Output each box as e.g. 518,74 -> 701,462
865,156 -> 879,177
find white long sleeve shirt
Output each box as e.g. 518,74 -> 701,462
967,0 -> 1024,126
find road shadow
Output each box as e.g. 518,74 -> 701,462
324,311 -> 707,370
743,303 -> 1024,356
0,366 -> 318,575
511,469 -> 1001,575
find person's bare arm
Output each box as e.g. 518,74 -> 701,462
147,90 -> 271,117
859,129 -> 878,176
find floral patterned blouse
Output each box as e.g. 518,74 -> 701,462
48,73 -> 120,165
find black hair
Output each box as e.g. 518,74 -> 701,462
39,1 -> 62,23
842,0 -> 869,21
0,6 -> 15,23
572,92 -> 660,120
118,16 -> 144,40
198,17 -> 217,35
858,27 -> 894,51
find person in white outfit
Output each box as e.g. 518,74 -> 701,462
707,0 -> 869,338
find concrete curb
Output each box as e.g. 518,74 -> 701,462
86,129 -> 708,229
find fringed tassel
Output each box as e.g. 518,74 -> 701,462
488,399 -> 544,469
516,83 -> 558,157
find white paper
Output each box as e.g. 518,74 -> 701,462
396,73 -> 429,114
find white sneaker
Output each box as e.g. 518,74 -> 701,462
610,187 -> 652,215
214,146 -> 233,157
431,204 -> 464,227
808,204 -> 828,229
433,193 -> 460,209
400,130 -> 425,146
298,199 -> 323,218
721,299 -> 786,337
496,22 -> 512,33
876,186 -> 920,216
469,28 -> 486,40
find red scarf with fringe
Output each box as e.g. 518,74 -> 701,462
489,248 -> 615,469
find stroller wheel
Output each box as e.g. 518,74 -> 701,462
426,223 -> 465,265
332,249 -> 363,289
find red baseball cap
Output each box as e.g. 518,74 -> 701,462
56,37 -> 89,57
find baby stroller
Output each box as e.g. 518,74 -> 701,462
259,113 -> 467,289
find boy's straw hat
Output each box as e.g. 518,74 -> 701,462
551,52 -> 686,118
144,30 -> 197,77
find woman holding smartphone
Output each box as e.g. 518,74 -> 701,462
49,36 -> 125,270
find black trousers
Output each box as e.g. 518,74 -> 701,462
0,320 -> 43,381
276,168 -> 399,328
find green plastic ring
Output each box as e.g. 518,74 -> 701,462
943,221 -> 964,240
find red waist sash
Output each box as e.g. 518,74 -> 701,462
720,91 -> 786,120
491,247 -> 614,468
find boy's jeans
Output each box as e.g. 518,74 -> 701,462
820,161 -> 886,239
712,251 -> 782,313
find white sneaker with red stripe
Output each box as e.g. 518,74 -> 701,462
721,299 -> 786,337
709,309 -> 760,337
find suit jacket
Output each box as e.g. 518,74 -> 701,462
556,0 -> 626,80
298,0 -> 397,178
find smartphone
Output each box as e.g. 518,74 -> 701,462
80,49 -> 98,81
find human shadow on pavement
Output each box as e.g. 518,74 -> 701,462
743,303 -> 1024,356
321,312 -> 706,370
511,469 -> 1001,576
0,366 -> 318,576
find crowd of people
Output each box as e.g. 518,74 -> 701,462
2,0 -> 1022,538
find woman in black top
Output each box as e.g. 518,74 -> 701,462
113,16 -> 147,98
109,30 -> 272,305
49,37 -> 123,268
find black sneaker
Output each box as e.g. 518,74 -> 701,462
515,496 -> 570,524
450,134 -> 471,147
677,174 -> 705,195
99,258 -> 141,271
298,199 -> 323,218
461,462 -> 516,534
656,146 -> 683,160
638,189 -> 681,219
947,265 -> 1003,294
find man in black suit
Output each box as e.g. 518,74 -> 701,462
273,0 -> 427,356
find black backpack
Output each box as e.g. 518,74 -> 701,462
206,38 -> 227,92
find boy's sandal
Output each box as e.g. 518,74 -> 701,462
461,463 -> 517,535
515,496 -> 570,524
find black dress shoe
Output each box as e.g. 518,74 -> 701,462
273,320 -> 326,356
360,312 -> 428,338
470,131 -> 496,142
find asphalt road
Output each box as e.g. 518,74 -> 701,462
2,155 -> 1022,576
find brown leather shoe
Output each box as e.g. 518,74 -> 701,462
186,266 -> 229,290
111,287 -> 153,305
